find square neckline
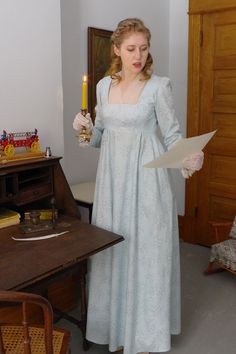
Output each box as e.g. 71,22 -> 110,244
106,75 -> 152,106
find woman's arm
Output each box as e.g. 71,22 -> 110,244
154,77 -> 182,150
154,77 -> 204,178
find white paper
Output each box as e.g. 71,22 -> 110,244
12,230 -> 69,241
144,130 -> 216,169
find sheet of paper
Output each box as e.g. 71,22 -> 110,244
144,130 -> 217,169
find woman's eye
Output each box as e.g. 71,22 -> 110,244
126,46 -> 147,52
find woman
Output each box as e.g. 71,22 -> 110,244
73,18 -> 203,354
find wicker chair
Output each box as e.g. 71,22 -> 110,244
0,290 -> 70,354
204,216 -> 236,275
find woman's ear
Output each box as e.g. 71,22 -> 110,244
113,45 -> 120,57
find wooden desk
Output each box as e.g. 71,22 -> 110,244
0,216 -> 123,349
0,157 -> 124,350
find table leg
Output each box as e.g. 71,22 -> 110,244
79,260 -> 89,350
88,205 -> 93,224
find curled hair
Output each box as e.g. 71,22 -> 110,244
107,18 -> 153,81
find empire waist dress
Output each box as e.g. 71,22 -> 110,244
86,74 -> 182,354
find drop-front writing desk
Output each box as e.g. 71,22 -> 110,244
0,156 -> 124,350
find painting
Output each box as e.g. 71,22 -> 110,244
88,27 -> 113,120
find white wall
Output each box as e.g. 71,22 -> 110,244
0,0 -> 63,157
169,0 -> 189,214
61,0 -> 170,186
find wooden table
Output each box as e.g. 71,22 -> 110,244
0,216 -> 124,350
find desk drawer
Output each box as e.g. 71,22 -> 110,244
15,182 -> 53,205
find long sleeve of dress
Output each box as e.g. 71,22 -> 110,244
154,77 -> 182,150
90,81 -> 104,148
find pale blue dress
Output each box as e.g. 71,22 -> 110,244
86,74 -> 182,354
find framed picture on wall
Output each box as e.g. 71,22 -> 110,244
88,27 -> 113,121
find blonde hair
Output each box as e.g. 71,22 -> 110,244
107,18 -> 153,82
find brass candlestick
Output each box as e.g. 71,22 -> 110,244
78,109 -> 91,147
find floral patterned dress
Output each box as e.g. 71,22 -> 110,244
86,74 -> 182,354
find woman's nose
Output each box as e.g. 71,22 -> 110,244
134,48 -> 141,59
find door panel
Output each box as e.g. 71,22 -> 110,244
210,195 -> 236,219
213,113 -> 236,139
196,9 -> 236,245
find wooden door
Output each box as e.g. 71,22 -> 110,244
186,1 -> 236,246
197,10 -> 236,245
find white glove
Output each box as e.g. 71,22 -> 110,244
181,151 -> 204,179
73,112 -> 93,133
181,168 -> 195,179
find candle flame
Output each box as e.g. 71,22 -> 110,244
83,75 -> 87,82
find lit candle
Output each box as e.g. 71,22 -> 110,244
81,75 -> 87,110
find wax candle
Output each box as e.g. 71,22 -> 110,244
81,75 -> 87,110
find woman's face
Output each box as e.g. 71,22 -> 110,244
114,32 -> 149,76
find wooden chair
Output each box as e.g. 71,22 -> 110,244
0,290 -> 70,354
204,216 -> 236,275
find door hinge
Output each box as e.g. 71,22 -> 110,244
200,30 -> 203,47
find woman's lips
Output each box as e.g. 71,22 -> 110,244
133,63 -> 141,68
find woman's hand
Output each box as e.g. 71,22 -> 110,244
73,112 -> 93,133
181,151 -> 204,178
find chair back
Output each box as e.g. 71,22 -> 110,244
0,290 -> 54,354
229,216 -> 236,239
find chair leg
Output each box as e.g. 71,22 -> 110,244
204,261 -> 226,275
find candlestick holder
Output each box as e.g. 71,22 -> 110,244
78,109 -> 91,147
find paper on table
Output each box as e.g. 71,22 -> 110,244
144,130 -> 217,169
